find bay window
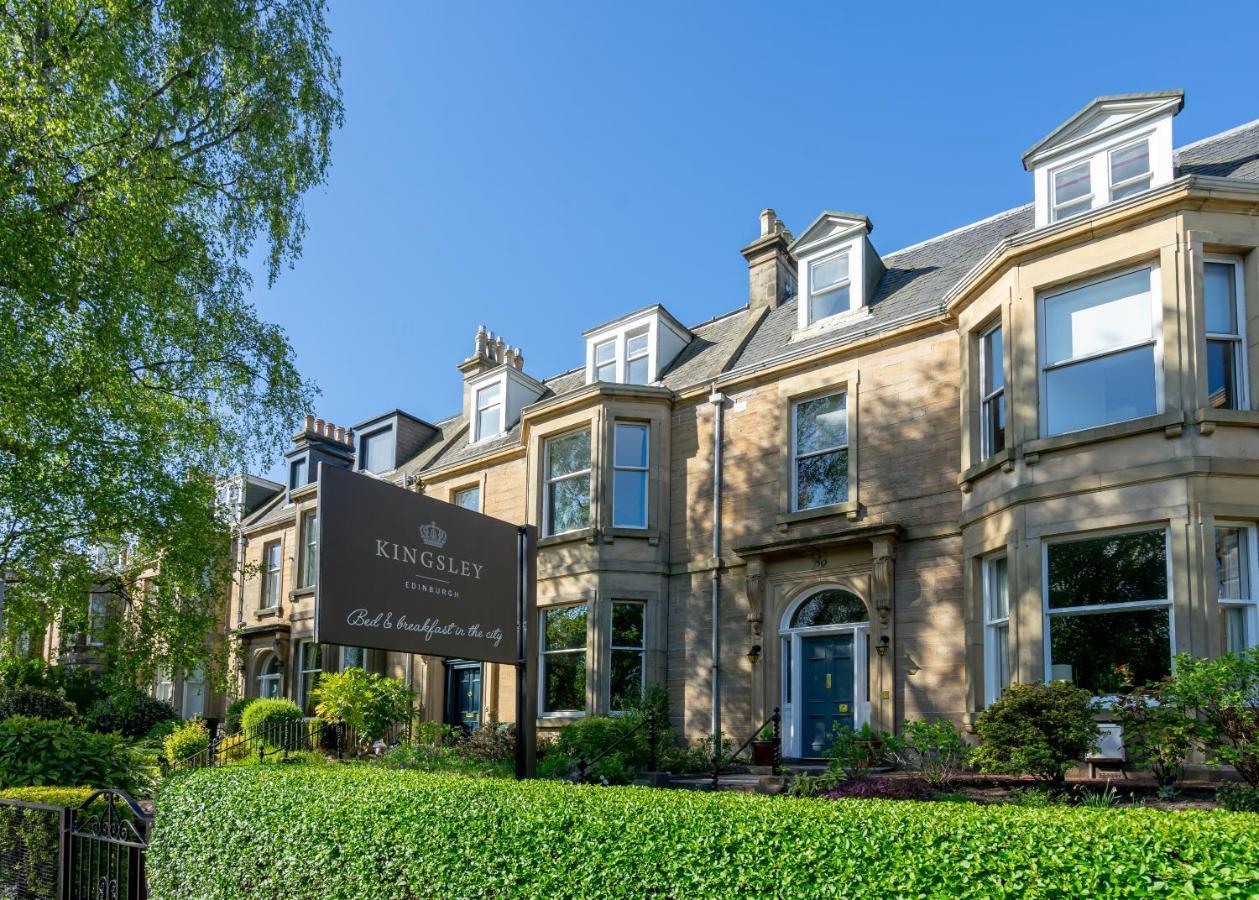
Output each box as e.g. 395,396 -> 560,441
1044,528 -> 1172,694
474,383 -> 503,441
1204,259 -> 1247,410
298,509 -> 318,588
980,321 -> 1005,458
610,601 -> 646,711
1215,523 -> 1259,654
260,540 -> 282,609
983,554 -> 1011,705
544,428 -> 591,535
612,423 -> 649,528
792,392 -> 848,510
541,604 -> 587,714
807,250 -> 851,323
1038,266 -> 1161,436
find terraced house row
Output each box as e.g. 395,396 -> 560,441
217,91 -> 1259,760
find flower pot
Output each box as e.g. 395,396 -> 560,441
751,740 -> 776,766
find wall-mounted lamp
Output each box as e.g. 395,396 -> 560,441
747,644 -> 762,665
875,635 -> 890,657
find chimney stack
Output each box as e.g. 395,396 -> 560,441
741,208 -> 796,311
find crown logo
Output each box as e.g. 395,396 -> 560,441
420,521 -> 447,549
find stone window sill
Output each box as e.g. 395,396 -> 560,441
1022,411 -> 1183,460
538,527 -> 597,549
290,586 -> 315,600
603,526 -> 660,546
1193,408 -> 1259,434
257,607 -> 280,619
775,501 -> 859,530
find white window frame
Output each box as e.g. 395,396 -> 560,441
1041,525 -> 1175,690
181,665 -> 206,719
1204,256 -> 1249,411
539,603 -> 588,716
154,667 -> 174,705
453,485 -> 481,512
611,422 -> 649,529
473,382 -> 504,442
791,391 -> 849,511
1108,137 -> 1152,202
86,591 -> 108,647
1215,521 -> 1259,654
593,338 -> 617,382
256,653 -> 282,699
260,539 -> 282,610
1036,263 -> 1164,438
982,553 -> 1011,706
1050,159 -> 1093,222
979,319 -> 1005,459
624,329 -> 650,384
298,508 -> 318,588
609,600 -> 646,713
543,428 -> 591,537
805,249 -> 852,326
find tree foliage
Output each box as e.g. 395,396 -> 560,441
0,1 -> 342,689
313,667 -> 412,743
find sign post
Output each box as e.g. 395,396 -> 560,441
315,464 -> 537,777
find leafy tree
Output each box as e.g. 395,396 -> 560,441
1160,648 -> 1259,786
970,681 -> 1099,787
313,668 -> 412,744
0,1 -> 342,691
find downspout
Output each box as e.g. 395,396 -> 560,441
709,386 -> 727,771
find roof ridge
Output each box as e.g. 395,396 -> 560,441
1176,116 -> 1259,154
882,203 -> 1033,259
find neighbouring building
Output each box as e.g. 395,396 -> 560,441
223,91 -> 1259,762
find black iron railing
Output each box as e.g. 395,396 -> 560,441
567,711 -> 658,783
711,707 -> 781,790
163,718 -> 376,775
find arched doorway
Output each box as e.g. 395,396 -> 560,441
780,586 -> 871,758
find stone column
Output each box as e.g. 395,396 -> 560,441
870,536 -> 896,734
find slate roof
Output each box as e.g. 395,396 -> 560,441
1175,118 -> 1259,180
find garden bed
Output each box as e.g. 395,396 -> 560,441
149,765 -> 1258,898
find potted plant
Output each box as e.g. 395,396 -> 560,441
751,722 -> 777,766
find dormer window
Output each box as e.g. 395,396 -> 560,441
808,250 -> 851,322
289,457 -> 307,491
474,382 -> 503,441
359,427 -> 393,473
1025,92 -> 1182,229
583,305 -> 691,386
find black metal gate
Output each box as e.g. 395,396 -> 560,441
63,789 -> 151,900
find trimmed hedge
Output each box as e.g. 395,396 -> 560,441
0,687 -> 77,722
0,787 -> 95,900
150,766 -> 1259,898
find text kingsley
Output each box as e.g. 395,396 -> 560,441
375,539 -> 485,580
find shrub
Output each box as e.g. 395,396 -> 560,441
225,697 -> 258,734
540,715 -> 645,783
0,717 -> 141,793
165,720 -> 212,765
1216,782 -> 1259,812
456,717 -> 515,763
240,698 -> 304,746
89,689 -> 178,738
827,722 -> 891,780
970,681 -> 1099,786
824,776 -> 932,801
312,668 -> 412,743
1160,648 -> 1259,786
889,718 -> 968,788
149,766 -> 1259,898
0,686 -> 77,722
1112,683 -> 1196,787
785,769 -> 848,798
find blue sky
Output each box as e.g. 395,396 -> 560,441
248,1 -> 1257,478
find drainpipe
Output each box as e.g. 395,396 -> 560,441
709,387 -> 727,774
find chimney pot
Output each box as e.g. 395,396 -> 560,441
760,208 -> 778,237
325,421 -> 335,439
346,428 -> 354,447
314,418 -> 325,435
304,414 -> 315,433
335,426 -> 345,443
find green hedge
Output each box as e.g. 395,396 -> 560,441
150,766 -> 1259,898
0,787 -> 95,900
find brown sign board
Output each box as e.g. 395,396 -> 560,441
315,465 -> 531,665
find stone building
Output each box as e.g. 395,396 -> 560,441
226,91 -> 1259,759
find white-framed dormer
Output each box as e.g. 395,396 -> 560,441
583,304 -> 691,386
789,211 -> 884,337
1024,91 -> 1183,229
466,364 -> 546,444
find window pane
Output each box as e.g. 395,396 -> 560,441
300,511 -> 318,587
545,605 -> 587,652
994,622 -> 1011,693
626,333 -> 648,356
612,602 -> 645,647
1207,340 -> 1238,410
1044,344 -> 1157,435
454,486 -> 480,511
614,424 -> 648,468
1110,141 -> 1149,186
809,284 -> 851,321
1047,530 -> 1166,609
610,649 -> 643,710
544,651 -> 586,712
548,474 -> 590,534
1204,263 -> 1238,334
791,590 -> 867,628
341,647 -> 367,670
612,470 -> 647,528
1216,526 -> 1250,601
547,430 -> 591,478
594,340 -> 615,364
290,458 -> 306,490
983,394 -> 1006,455
796,450 -> 849,509
987,556 -> 1009,620
362,430 -> 393,472
810,252 -> 849,291
795,394 -> 847,454
984,326 -> 1004,393
1224,606 -> 1249,656
595,362 -> 617,381
476,382 -> 501,408
625,355 -> 650,384
1054,161 -> 1090,205
1049,607 -> 1171,694
1110,177 -> 1151,201
476,405 -> 502,439
1044,270 -> 1152,364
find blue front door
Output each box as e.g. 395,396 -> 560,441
446,663 -> 482,731
801,634 -> 854,755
